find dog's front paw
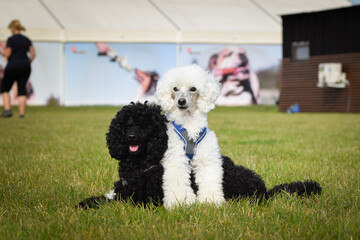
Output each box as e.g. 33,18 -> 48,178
163,192 -> 196,209
75,196 -> 109,209
197,194 -> 225,206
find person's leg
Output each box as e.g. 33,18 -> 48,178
2,92 -> 11,110
1,68 -> 15,117
17,66 -> 31,118
1,92 -> 12,117
12,82 -> 18,104
18,95 -> 26,116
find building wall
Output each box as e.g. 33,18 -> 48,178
279,53 -> 360,112
282,6 -> 360,58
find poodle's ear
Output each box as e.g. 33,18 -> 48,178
155,69 -> 175,112
106,112 -> 127,161
197,71 -> 221,113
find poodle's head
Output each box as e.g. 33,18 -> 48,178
106,102 -> 168,164
155,64 -> 221,114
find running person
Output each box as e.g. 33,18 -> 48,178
0,20 -> 35,118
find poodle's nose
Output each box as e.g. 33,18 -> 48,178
178,98 -> 186,106
128,134 -> 137,142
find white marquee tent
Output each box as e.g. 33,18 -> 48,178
0,0 -> 354,106
0,0 -> 352,44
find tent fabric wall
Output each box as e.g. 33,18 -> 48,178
0,0 -> 352,44
0,42 -> 61,106
0,0 -> 62,42
0,0 -> 354,106
64,42 -> 177,106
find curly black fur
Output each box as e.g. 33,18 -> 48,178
76,102 -> 168,209
191,155 -> 268,201
76,196 -> 110,209
267,180 -> 322,197
222,155 -> 268,200
76,102 -> 321,209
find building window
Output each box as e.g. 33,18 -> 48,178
292,41 -> 310,61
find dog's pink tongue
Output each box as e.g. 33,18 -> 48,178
129,145 -> 139,152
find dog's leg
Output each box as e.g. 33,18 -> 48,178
267,180 -> 322,197
192,131 -> 225,205
75,195 -> 111,209
161,129 -> 197,209
162,153 -> 196,208
192,157 -> 225,205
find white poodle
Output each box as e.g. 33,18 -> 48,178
156,64 -> 225,208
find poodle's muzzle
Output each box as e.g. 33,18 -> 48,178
127,126 -> 143,154
173,87 -> 198,110
178,98 -> 187,109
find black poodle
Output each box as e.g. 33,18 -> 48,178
77,102 -> 321,209
77,102 -> 167,209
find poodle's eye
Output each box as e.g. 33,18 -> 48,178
190,87 -> 196,92
173,87 -> 179,92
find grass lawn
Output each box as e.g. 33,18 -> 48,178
0,105 -> 359,239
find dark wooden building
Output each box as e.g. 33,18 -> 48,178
279,6 -> 360,112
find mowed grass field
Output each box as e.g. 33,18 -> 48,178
0,105 -> 359,239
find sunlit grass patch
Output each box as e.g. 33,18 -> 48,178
0,105 -> 359,239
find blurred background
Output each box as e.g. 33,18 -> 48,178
0,0 -> 358,111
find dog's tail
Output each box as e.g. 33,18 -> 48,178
75,196 -> 111,209
266,180 -> 322,198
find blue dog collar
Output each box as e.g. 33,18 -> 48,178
172,122 -> 207,160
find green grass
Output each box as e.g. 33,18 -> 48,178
0,105 -> 359,239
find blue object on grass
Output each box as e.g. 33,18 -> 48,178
287,103 -> 300,113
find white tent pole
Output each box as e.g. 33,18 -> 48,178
38,0 -> 66,105
148,0 -> 183,67
176,31 -> 182,67
176,44 -> 182,67
60,41 -> 66,106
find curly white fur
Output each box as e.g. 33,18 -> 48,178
156,64 -> 225,209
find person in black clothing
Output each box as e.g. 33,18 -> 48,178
0,20 -> 35,118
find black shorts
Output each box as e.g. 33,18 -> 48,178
0,65 -> 31,96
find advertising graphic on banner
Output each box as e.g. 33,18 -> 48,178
181,44 -> 281,105
0,41 -> 280,106
65,43 -> 176,106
